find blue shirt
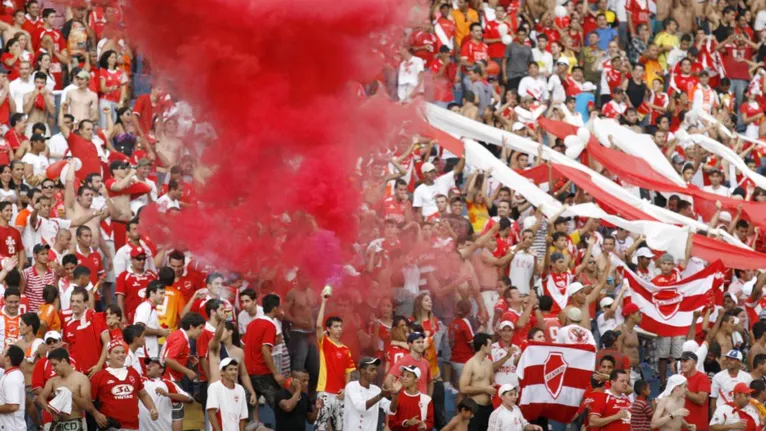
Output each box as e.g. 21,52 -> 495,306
588,28 -> 618,50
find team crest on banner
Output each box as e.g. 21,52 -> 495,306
651,288 -> 684,319
543,352 -> 568,399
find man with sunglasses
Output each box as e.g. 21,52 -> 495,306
115,245 -> 157,323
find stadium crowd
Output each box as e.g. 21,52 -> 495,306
0,0 -> 764,431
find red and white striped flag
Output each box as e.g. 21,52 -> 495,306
622,260 -> 726,337
516,342 -> 596,423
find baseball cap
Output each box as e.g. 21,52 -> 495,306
107,339 -> 127,353
734,382 -> 754,394
726,349 -> 744,362
566,307 -> 582,322
30,133 -> 47,142
109,160 -> 130,172
498,382 -> 518,395
33,243 -> 51,254
680,351 -> 698,362
358,357 -> 381,368
599,297 -> 615,309
512,122 -> 525,131
682,340 -> 700,353
75,69 -> 90,79
566,282 -> 585,297
498,320 -> 515,330
658,374 -> 687,399
658,253 -> 675,264
407,332 -> 425,343
557,57 -> 570,66
421,162 -> 436,173
621,302 -> 640,317
220,357 -> 239,370
635,247 -> 654,259
44,331 -> 62,342
400,365 -> 422,379
130,246 -> 147,258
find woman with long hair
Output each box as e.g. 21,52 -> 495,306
34,52 -> 56,91
383,315 -> 410,374
98,49 -> 127,128
1,37 -> 22,80
0,164 -> 19,205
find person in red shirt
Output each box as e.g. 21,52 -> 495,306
63,287 -> 109,376
625,0 -> 650,36
194,298 -> 226,416
132,86 -> 168,134
389,365 -> 434,431
243,293 -> 284,407
0,201 -> 23,267
484,7 -> 510,63
409,23 -> 438,67
161,311 -> 205,382
21,0 -> 42,36
74,225 -> 104,292
460,23 -> 488,73
589,369 -> 632,431
115,246 -> 158,322
448,299 -> 475,382
680,350 -> 711,431
90,339 -> 158,429
32,8 -> 65,53
168,251 -> 203,303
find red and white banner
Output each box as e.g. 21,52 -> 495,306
516,342 -> 596,423
622,260 -> 726,337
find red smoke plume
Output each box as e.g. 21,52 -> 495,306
125,0 -> 418,285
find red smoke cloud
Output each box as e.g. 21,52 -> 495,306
125,0 -> 419,285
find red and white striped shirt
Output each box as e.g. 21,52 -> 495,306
22,266 -> 56,312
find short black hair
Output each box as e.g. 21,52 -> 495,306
239,288 -> 257,301
71,287 -> 88,303
179,312 -> 205,330
457,398 -> 478,413
47,347 -> 70,363
72,265 -> 91,280
325,316 -> 343,329
610,369 -> 628,382
600,355 -> 616,367
262,294 -> 280,314
62,254 -> 78,266
123,324 -> 145,344
5,345 -> 23,367
21,312 -> 40,335
105,303 -> 122,319
158,266 -> 175,286
204,298 -> 223,318
145,280 -> 165,298
754,322 -> 766,341
4,287 -> 20,299
472,333 -> 492,352
634,379 -> 649,394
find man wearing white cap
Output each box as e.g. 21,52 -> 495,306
651,374 -> 692,431
632,247 -> 655,281
490,320 -> 520,387
389,365 -> 434,431
207,357 -> 249,431
596,295 -> 624,335
711,349 -> 753,412
487,382 -> 543,431
412,157 -> 465,221
556,307 -> 596,346
547,57 -> 570,104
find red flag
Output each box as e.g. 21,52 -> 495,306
516,342 -> 596,423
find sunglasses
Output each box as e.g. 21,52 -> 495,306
45,338 -> 58,345
134,256 -> 147,261
42,184 -> 54,189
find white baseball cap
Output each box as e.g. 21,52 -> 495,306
566,282 -> 585,296
421,162 -> 436,173
498,320 -> 515,330
599,297 -> 614,309
400,365 -> 422,379
498,382 -> 518,395
635,247 -> 654,259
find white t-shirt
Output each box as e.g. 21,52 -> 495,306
710,402 -> 761,428
412,173 -> 456,217
488,404 -> 528,431
22,215 -> 71,258
130,179 -> 159,216
9,77 -> 34,113
125,347 -> 145,376
556,324 -> 597,346
702,185 -> 731,197
134,300 -> 160,357
21,152 -> 50,177
711,370 -> 752,403
156,194 -> 180,213
206,380 -> 249,431
518,76 -> 549,101
140,377 -> 189,431
0,368 -> 25,430
48,132 -> 68,163
548,74 -> 566,103
398,56 -> 425,87
532,48 -> 553,76
237,306 -> 264,335
490,342 -> 520,386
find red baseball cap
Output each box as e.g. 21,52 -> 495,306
130,246 -> 147,258
621,302 -> 640,317
733,382 -> 754,394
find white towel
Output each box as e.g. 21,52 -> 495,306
49,387 -> 73,415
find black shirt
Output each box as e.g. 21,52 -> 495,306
274,388 -> 312,431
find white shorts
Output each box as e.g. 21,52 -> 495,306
657,335 -> 686,359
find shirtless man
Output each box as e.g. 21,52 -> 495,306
615,302 -> 642,384
284,271 -> 320,391
714,315 -> 736,361
64,159 -> 107,250
1,11 -> 32,49
651,375 -> 694,431
36,348 -> 96,431
64,69 -> 98,124
671,0 -> 696,35
22,72 -> 54,131
155,117 -> 182,177
459,333 -> 495,431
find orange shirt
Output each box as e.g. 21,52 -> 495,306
451,8 -> 479,48
37,303 -> 61,336
157,285 -> 185,332
316,335 -> 355,394
14,207 -> 31,229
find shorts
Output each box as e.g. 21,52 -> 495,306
250,374 -> 282,408
172,401 -> 184,420
47,419 -> 85,431
657,335 -> 685,359
316,392 -> 344,431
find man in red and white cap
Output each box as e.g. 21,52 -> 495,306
63,287 -> 109,377
388,365 -> 434,431
116,245 -> 158,323
710,382 -> 759,431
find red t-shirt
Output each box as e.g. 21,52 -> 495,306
685,370 -> 712,431
67,133 -> 102,182
651,268 -> 682,286
98,68 -> 125,103
722,45 -> 753,81
75,247 -> 104,287
483,21 -> 506,59
460,40 -> 489,68
0,224 -> 22,258
449,317 -> 475,364
242,317 -> 277,376
33,28 -> 66,53
625,0 -> 650,26
115,269 -> 158,322
173,272 -> 203,303
0,53 -> 19,80
409,30 -> 438,66
195,323 -> 215,382
90,367 -> 144,430
544,314 -> 562,342
385,345 -> 409,366
132,94 -> 155,134
590,390 -> 632,431
4,128 -> 25,151
161,328 -> 190,381
63,309 -> 107,372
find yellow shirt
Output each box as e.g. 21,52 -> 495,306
642,58 -> 664,88
451,8 -> 479,48
653,32 -> 678,71
467,202 -> 489,233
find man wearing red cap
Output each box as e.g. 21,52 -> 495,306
116,245 -> 158,323
710,382 -> 759,431
616,302 -> 642,386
